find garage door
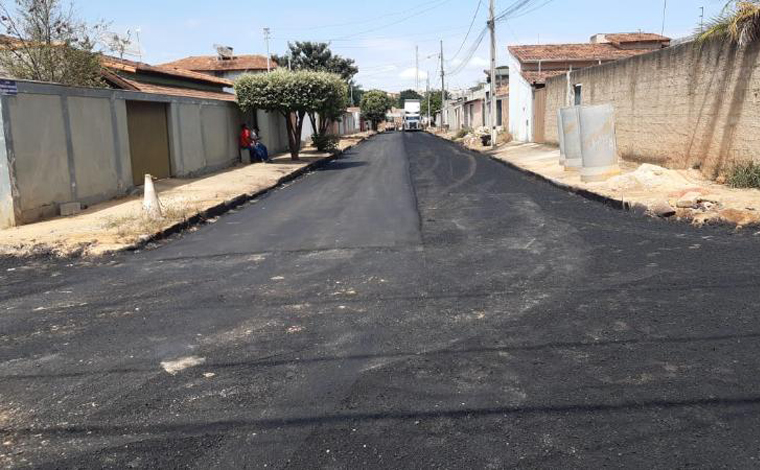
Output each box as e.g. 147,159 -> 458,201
126,101 -> 171,186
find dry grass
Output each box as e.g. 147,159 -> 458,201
103,203 -> 196,240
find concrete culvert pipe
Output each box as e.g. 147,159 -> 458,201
578,104 -> 621,183
560,107 -> 582,171
557,109 -> 566,165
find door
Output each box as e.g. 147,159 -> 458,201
533,87 -> 546,143
126,101 -> 171,186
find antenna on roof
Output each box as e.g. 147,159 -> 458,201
214,44 -> 234,60
101,30 -> 141,60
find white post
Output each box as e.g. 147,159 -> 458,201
440,40 -> 445,131
264,28 -> 271,72
143,174 -> 162,218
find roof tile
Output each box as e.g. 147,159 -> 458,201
160,55 -> 275,72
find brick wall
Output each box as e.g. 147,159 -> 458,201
544,40 -> 760,177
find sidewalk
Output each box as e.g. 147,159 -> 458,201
432,130 -> 760,229
0,132 -> 374,257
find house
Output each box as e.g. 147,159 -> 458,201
507,32 -> 670,142
160,48 -> 273,85
101,56 -> 235,102
443,67 -> 509,132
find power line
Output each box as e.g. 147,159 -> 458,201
331,0 -> 453,41
448,0 -> 484,64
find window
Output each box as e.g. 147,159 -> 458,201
496,99 -> 503,126
574,84 -> 582,106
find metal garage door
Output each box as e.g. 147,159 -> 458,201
126,101 -> 171,186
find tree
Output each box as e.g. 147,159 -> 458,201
0,0 -> 105,87
305,72 -> 348,147
236,69 -> 347,160
348,80 -> 364,107
272,41 -> 358,81
698,1 -> 760,46
397,88 -> 423,108
360,90 -> 393,131
420,90 -> 450,121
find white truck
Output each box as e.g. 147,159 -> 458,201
403,99 -> 422,132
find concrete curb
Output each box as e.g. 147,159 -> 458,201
426,131 -> 633,211
427,132 -> 760,231
115,138 -> 369,255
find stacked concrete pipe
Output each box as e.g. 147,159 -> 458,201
557,109 -> 566,165
578,104 -> 620,183
559,106 -> 582,171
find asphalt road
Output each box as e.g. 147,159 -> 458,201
2,132 -> 760,469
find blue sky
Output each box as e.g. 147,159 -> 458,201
75,0 -> 726,92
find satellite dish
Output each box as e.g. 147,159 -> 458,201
214,44 -> 234,59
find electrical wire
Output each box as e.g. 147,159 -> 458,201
447,0 -> 484,64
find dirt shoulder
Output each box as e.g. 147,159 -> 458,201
0,133 -> 375,258
431,130 -> 760,230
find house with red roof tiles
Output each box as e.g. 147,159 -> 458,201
160,49 -> 275,87
507,32 -> 670,142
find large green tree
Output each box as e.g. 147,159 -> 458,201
236,69 -> 347,160
397,88 -> 423,108
420,90 -> 450,121
360,89 -> 393,131
0,0 -> 105,87
272,41 -> 358,81
306,72 -> 348,144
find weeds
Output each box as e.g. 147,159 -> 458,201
103,204 -> 195,239
726,160 -> 760,188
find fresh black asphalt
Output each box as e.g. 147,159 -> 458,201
1,132 -> 760,469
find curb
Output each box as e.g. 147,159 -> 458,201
117,138 -> 368,255
426,131 -> 637,212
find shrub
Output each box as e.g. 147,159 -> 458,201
726,160 -> 760,188
455,128 -> 471,139
312,133 -> 340,152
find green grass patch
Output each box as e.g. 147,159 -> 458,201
726,161 -> 760,189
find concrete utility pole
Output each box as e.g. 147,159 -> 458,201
488,0 -> 497,148
699,6 -> 705,33
426,75 -> 431,127
661,0 -> 668,36
415,45 -> 420,92
440,40 -> 445,131
264,28 -> 271,72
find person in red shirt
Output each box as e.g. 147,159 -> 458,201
239,124 -> 255,163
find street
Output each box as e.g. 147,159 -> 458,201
2,131 -> 760,468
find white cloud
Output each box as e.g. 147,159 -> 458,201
399,68 -> 429,80
468,56 -> 490,68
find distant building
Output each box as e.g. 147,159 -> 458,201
160,48 -> 274,89
507,32 -> 670,142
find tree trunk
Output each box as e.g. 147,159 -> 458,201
295,111 -> 306,159
283,112 -> 300,160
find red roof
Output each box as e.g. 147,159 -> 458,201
160,55 -> 274,72
115,76 -> 236,101
508,43 -> 647,63
102,56 -> 232,87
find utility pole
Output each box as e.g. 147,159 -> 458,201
440,40 -> 445,131
661,0 -> 668,36
699,6 -> 705,33
488,0 -> 497,148
415,45 -> 419,92
426,75 -> 431,128
264,28 -> 271,72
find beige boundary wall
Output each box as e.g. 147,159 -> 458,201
543,40 -> 760,177
0,79 -> 289,228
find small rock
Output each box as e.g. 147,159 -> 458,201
650,201 -> 676,218
676,191 -> 701,209
716,175 -> 727,185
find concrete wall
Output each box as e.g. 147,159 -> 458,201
0,79 -> 289,228
508,52 -> 535,142
543,40 -> 760,176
